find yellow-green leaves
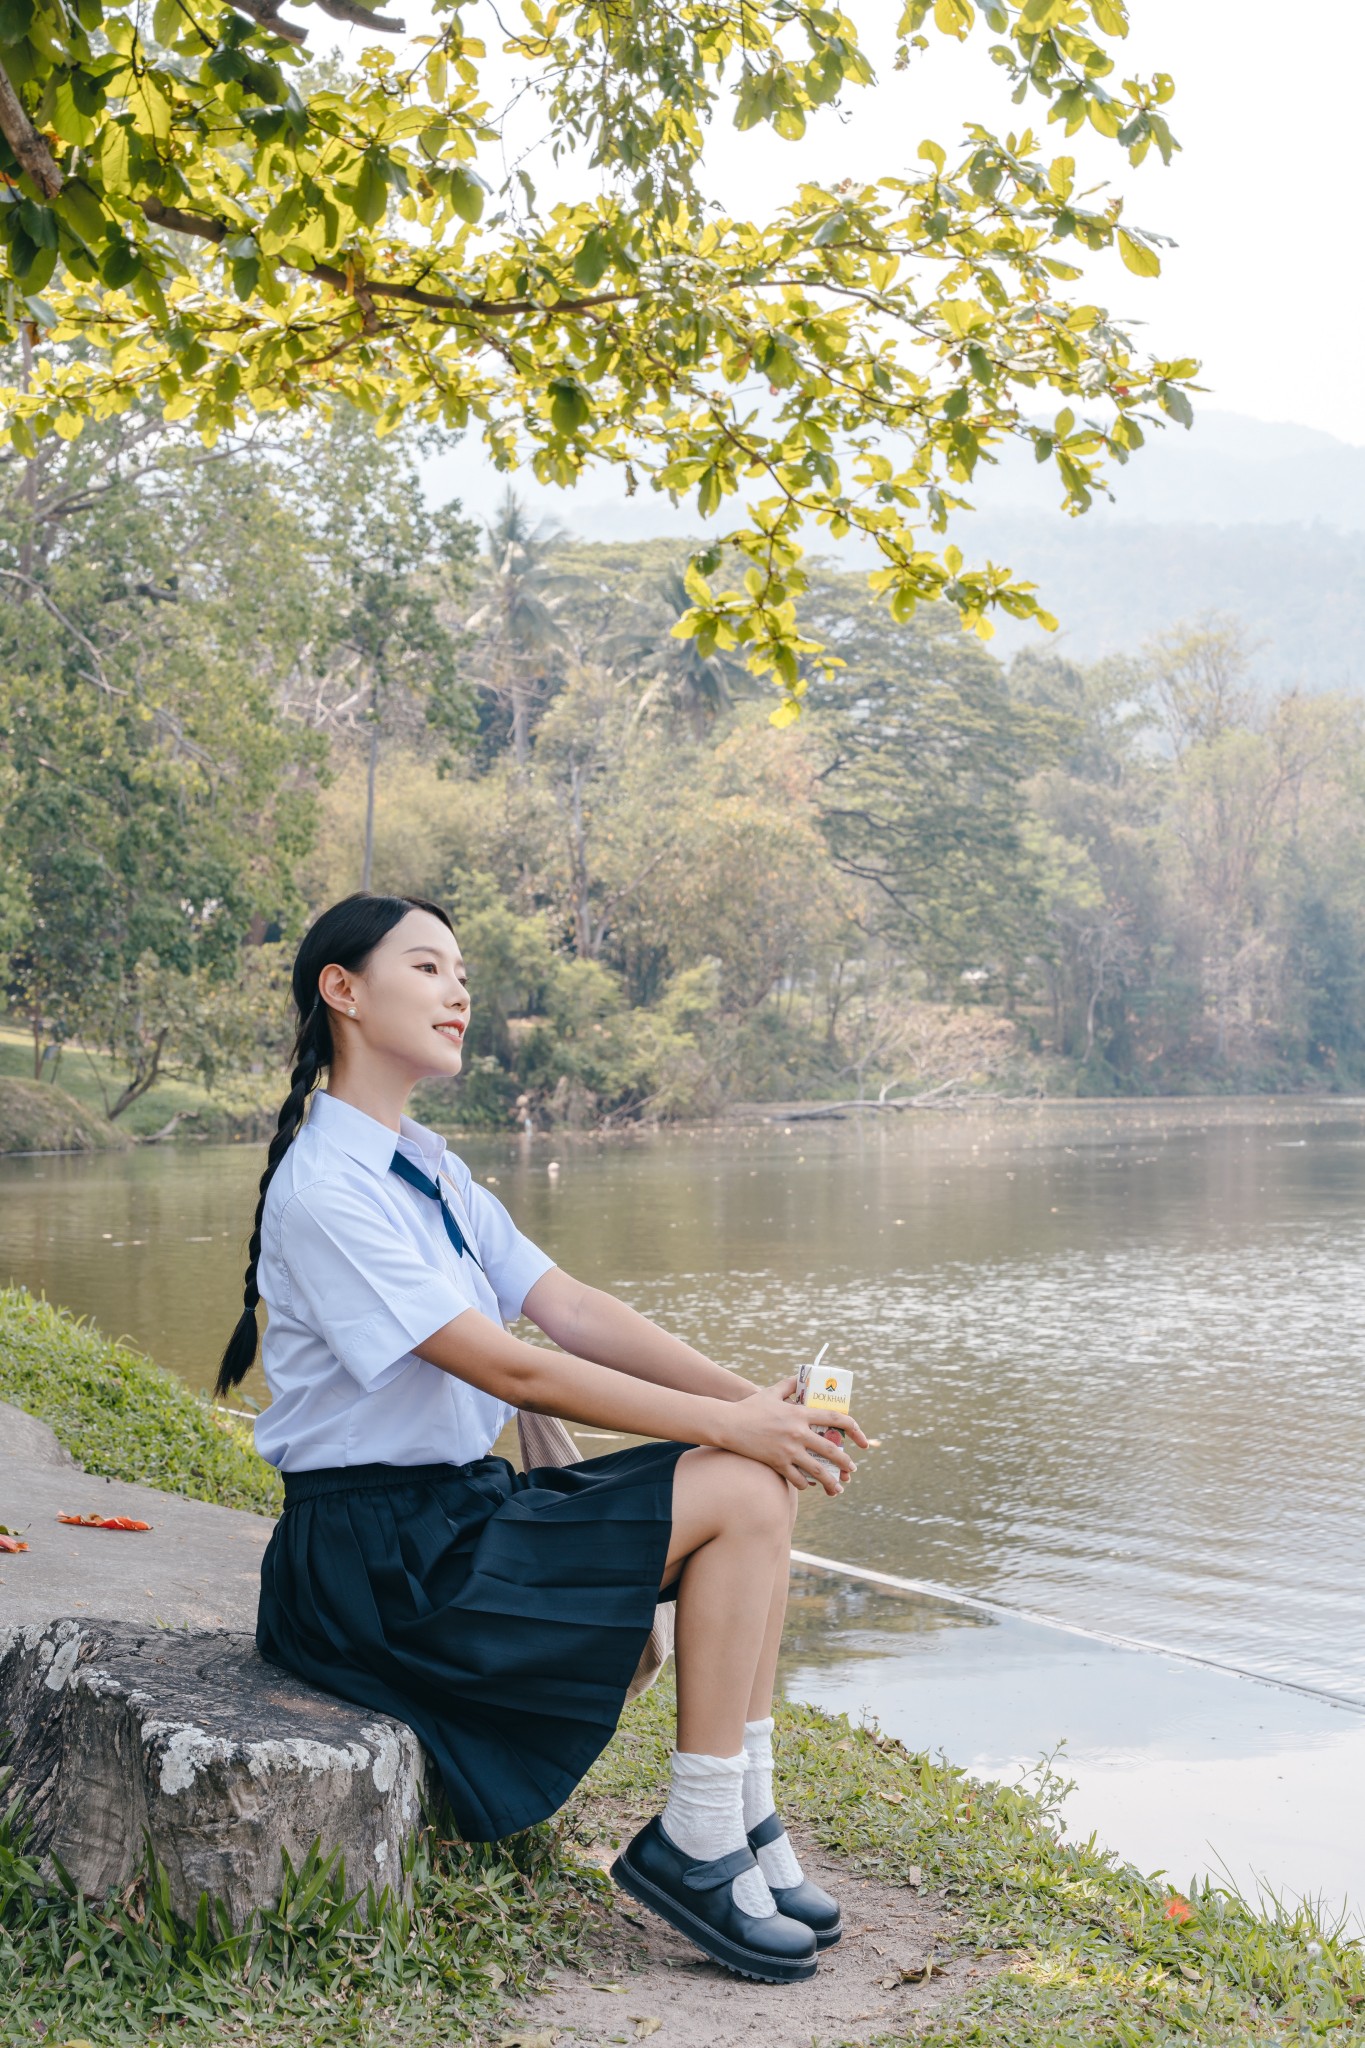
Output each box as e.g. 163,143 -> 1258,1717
1117,228 -> 1161,277
0,0 -> 1194,720
548,378 -> 592,435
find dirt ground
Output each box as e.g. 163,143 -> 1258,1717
492,1810 -> 999,2048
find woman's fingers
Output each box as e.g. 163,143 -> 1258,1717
811,1424 -> 858,1478
842,1411 -> 871,1450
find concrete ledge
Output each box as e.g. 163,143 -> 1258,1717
1,1618 -> 428,1926
0,1407 -> 430,1924
0,1402 -> 274,1632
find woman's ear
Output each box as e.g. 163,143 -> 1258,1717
318,963 -> 355,1015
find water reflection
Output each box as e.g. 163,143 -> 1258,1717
4,1099 -> 1365,1698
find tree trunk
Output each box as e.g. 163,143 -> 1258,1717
510,669 -> 531,768
18,325 -> 37,583
362,721 -> 379,892
107,1028 -> 169,1120
567,762 -> 594,958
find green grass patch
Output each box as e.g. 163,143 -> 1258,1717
0,1075 -> 132,1155
0,1286 -> 282,1517
0,1788 -> 606,2048
595,1680 -> 1365,2044
0,1020 -> 279,1143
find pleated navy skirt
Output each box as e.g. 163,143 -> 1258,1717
255,1440 -> 689,1842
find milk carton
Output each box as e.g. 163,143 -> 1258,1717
796,1351 -> 854,1489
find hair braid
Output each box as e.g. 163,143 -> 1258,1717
214,1013 -> 325,1396
213,892 -> 454,1404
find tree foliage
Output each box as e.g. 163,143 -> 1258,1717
0,0 -> 1196,711
0,396 -> 480,1100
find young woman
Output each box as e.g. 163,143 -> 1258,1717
218,892 -> 867,1984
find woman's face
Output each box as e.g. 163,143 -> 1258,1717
322,908 -> 470,1082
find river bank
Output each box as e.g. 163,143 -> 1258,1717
1,1286 -> 1361,2045
7,1015 -> 1362,1158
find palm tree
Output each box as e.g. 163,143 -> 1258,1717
608,565 -> 755,740
464,491 -> 576,765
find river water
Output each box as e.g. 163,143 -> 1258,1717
5,1099 -> 1365,1705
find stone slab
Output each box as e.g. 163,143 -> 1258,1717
0,1403 -> 273,1631
0,1618 -> 426,1925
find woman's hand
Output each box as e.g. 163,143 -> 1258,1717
714,1377 -> 870,1495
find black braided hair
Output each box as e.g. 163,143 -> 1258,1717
214,891 -> 454,1398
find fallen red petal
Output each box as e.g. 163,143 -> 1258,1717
0,1534 -> 29,1552
57,1513 -> 153,1531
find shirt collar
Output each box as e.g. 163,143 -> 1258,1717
305,1090 -> 447,1179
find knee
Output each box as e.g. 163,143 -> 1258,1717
720,1457 -> 791,1541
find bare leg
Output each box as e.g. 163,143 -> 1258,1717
663,1447 -> 792,1756
746,1482 -> 799,1723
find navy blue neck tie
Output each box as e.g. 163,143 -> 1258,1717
390,1150 -> 481,1266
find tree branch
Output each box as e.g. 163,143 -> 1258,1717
227,0 -> 309,46
308,0 -> 405,32
0,566 -> 121,693
0,57 -> 62,199
137,198 -> 641,317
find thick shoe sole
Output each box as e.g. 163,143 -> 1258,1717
814,1923 -> 843,1950
611,1848 -> 819,1983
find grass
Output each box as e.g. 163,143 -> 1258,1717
0,1076 -> 130,1156
0,1019 -> 278,1145
2,1284 -> 1362,2045
0,1786 -> 608,2047
594,1683 -> 1365,2044
0,1287 -> 283,1517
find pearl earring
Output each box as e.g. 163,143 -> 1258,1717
348,1005 -> 356,1016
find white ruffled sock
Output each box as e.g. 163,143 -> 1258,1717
660,1749 -> 776,1919
741,1717 -> 806,1890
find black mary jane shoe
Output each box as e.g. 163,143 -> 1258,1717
747,1812 -> 843,1948
611,1816 -> 818,1983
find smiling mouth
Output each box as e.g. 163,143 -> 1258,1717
434,1023 -> 465,1043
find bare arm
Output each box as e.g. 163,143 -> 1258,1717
412,1308 -> 867,1492
521,1267 -> 758,1403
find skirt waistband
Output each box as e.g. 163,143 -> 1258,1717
282,1460 -> 487,1503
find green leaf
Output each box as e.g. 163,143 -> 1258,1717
18,199 -> 59,249
100,239 -> 141,289
206,48 -> 248,84
1117,228 -> 1160,277
98,119 -> 131,191
353,156 -> 389,229
448,167 -> 486,225
21,243 -> 57,290
1160,382 -> 1193,428
572,227 -> 609,288
0,0 -> 33,44
549,377 -> 591,434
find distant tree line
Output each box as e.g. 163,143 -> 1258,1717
3,401 -> 1363,1128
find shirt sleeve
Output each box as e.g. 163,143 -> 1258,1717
277,1177 -> 471,1389
461,1177 -> 556,1324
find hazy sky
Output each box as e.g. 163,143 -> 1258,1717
315,1 -> 1365,526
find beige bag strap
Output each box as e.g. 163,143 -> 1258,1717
515,1410 -> 675,1702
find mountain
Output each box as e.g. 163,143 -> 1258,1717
423,411 -> 1365,689
964,410 -> 1365,532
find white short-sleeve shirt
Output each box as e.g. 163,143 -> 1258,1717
253,1090 -> 555,1472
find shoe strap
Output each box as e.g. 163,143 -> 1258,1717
680,1844 -> 760,1892
746,1811 -> 787,1852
